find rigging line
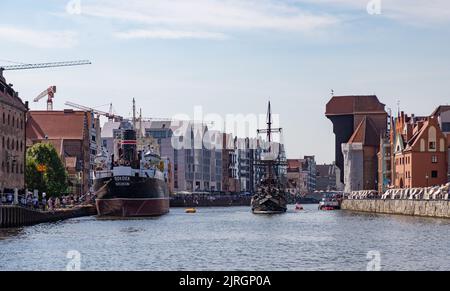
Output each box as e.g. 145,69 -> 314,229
91,103 -> 112,109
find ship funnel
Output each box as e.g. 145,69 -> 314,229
122,129 -> 137,163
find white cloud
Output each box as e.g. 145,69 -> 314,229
80,0 -> 338,39
0,26 -> 78,48
115,29 -> 227,40
295,0 -> 450,24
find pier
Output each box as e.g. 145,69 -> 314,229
0,205 -> 97,228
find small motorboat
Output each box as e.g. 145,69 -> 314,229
185,208 -> 197,214
318,195 -> 341,211
295,204 -> 304,211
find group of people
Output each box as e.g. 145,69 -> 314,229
0,191 -> 96,212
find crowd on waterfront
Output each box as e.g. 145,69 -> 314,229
0,192 -> 96,212
347,183 -> 450,201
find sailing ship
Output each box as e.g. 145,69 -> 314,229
251,102 -> 288,214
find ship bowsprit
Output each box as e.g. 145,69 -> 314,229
251,193 -> 287,214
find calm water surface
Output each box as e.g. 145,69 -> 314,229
1,204 -> 450,271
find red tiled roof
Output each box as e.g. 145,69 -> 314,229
431,105 -> 450,117
325,95 -> 386,116
287,159 -> 300,169
27,110 -> 86,141
348,117 -> 379,146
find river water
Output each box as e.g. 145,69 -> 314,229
1,204 -> 449,271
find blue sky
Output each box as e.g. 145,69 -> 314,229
1,0 -> 450,163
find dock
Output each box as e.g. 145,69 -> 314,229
0,205 -> 97,228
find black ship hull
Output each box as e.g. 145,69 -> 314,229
94,176 -> 169,217
251,194 -> 287,214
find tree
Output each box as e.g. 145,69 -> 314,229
26,143 -> 68,197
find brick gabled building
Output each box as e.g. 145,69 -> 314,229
392,113 -> 447,188
26,110 -> 92,195
431,106 -> 450,182
0,71 -> 28,194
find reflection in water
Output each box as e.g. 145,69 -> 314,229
0,228 -> 26,241
0,205 -> 449,271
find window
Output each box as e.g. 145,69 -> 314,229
429,141 -> 436,150
431,171 -> 438,178
432,155 -> 438,163
443,122 -> 450,132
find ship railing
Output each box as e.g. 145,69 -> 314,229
93,170 -> 113,179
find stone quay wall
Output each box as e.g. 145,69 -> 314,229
341,199 -> 450,219
0,205 -> 97,228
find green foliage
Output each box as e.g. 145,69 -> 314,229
26,143 -> 68,197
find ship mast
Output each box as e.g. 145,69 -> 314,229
139,108 -> 143,139
257,101 -> 283,182
266,102 -> 273,179
267,101 -> 272,143
132,98 -> 136,130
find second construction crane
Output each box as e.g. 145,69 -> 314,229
65,101 -> 123,121
34,86 -> 57,111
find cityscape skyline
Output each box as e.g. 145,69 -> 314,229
1,0 -> 450,163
